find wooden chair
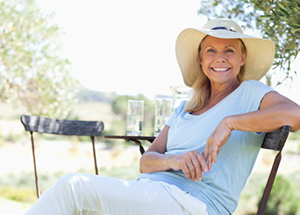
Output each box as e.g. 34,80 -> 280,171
120,126 -> 291,214
20,115 -> 104,198
257,125 -> 290,215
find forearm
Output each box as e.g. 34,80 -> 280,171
227,103 -> 300,132
140,149 -> 209,182
139,151 -> 173,173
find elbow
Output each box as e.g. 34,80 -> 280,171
286,105 -> 300,132
139,163 -> 144,173
289,120 -> 300,132
139,155 -> 146,173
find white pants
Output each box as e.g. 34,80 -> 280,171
24,173 -> 208,215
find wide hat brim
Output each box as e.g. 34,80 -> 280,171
175,28 -> 275,87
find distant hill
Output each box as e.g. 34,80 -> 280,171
76,88 -> 117,103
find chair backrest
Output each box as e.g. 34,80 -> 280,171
261,125 -> 290,151
20,115 -> 105,198
20,115 -> 104,136
257,125 -> 290,215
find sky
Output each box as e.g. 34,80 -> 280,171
36,0 -> 300,104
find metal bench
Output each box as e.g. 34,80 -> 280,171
20,114 -> 104,198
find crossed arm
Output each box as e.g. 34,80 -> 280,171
139,91 -> 300,181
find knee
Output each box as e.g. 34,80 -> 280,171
53,173 -> 89,192
58,173 -> 84,183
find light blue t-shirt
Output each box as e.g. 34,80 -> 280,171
138,80 -> 274,214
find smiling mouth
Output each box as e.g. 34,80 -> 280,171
211,67 -> 230,72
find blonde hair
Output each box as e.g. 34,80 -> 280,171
185,39 -> 246,113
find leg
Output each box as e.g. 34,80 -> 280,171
24,173 -> 208,215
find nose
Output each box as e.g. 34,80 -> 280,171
215,52 -> 226,63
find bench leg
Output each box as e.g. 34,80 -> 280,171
91,136 -> 98,175
30,132 -> 40,198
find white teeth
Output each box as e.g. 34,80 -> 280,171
213,68 -> 229,72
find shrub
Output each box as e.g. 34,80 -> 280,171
259,175 -> 299,214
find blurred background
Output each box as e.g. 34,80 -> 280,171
0,0 -> 299,214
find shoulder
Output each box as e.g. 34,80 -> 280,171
174,100 -> 188,114
240,80 -> 274,94
242,80 -> 269,88
233,80 -> 275,110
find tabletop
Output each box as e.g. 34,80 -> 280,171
104,135 -> 156,154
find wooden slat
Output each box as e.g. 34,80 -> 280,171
20,115 -> 104,136
261,125 -> 290,151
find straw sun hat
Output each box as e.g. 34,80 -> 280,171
175,18 -> 275,87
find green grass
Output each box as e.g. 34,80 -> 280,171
0,165 -> 141,205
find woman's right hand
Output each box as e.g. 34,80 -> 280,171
169,150 -> 209,182
140,126 -> 208,182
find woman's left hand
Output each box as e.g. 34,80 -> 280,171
203,118 -> 232,170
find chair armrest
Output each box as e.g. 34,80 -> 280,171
261,125 -> 290,151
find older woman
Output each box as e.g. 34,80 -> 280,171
25,18 -> 300,215
139,18 -> 300,214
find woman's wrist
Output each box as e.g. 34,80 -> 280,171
223,116 -> 236,131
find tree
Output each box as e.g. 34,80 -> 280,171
0,0 -> 80,118
198,0 -> 300,86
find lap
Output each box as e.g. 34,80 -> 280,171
26,173 -> 208,215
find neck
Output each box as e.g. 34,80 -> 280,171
209,80 -> 240,101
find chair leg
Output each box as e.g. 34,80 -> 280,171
30,132 -> 40,198
257,151 -> 282,215
91,136 -> 98,175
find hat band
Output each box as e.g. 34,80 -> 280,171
211,26 -> 236,32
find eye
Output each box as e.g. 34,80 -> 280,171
207,49 -> 216,53
225,49 -> 234,53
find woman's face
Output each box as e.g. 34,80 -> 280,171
199,35 -> 246,86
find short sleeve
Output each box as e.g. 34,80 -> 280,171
166,100 -> 187,127
242,80 -> 275,111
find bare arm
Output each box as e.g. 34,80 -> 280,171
228,91 -> 300,132
203,91 -> 300,169
139,126 -> 208,182
139,126 -> 170,173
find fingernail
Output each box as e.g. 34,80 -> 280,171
204,168 -> 208,172
198,177 -> 202,181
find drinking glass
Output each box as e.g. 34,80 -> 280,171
170,86 -> 192,108
126,100 -> 144,136
154,98 -> 173,136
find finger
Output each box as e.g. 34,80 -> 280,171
203,148 -> 209,161
193,154 -> 205,181
197,154 -> 209,173
208,156 -> 212,170
183,164 -> 192,180
190,155 -> 203,181
208,151 -> 217,169
201,151 -> 208,162
187,163 -> 197,182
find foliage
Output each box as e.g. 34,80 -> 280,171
258,175 -> 299,214
0,0 -> 80,118
198,0 -> 300,86
0,165 -> 140,204
0,186 -> 36,203
289,130 -> 300,140
76,89 -> 117,103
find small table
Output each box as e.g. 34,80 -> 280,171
104,135 -> 155,154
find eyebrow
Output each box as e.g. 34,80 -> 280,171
203,45 -> 237,49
